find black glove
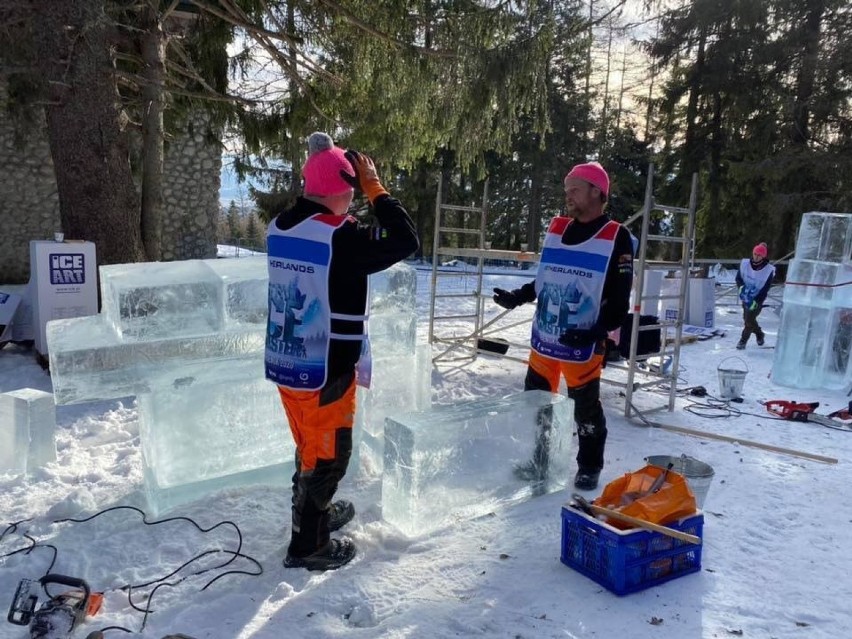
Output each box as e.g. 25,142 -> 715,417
340,150 -> 388,203
558,325 -> 608,348
493,288 -> 523,310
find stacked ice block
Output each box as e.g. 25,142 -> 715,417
355,264 -> 430,473
772,212 -> 852,389
47,258 -> 426,513
382,390 -> 575,536
0,388 -> 56,475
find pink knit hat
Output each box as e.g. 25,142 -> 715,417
302,132 -> 355,197
565,161 -> 610,196
753,242 -> 768,257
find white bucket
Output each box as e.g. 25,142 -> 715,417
645,454 -> 715,508
717,356 -> 748,399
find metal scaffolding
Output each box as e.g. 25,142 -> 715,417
619,166 -> 699,418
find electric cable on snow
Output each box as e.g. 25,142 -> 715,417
4,505 -> 263,637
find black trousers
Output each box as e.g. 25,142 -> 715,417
740,305 -> 764,343
524,367 -> 607,473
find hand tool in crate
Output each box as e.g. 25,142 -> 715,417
570,493 -> 700,545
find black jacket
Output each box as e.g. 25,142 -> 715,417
270,195 -> 419,378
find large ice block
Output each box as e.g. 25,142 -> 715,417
785,259 -> 840,307
382,390 -> 575,536
47,315 -> 265,404
367,263 -> 418,356
204,256 -> 269,327
370,262 -> 417,313
794,213 -> 852,263
0,388 -> 56,474
100,260 -> 224,340
139,365 -> 292,515
773,211 -> 852,390
771,302 -> 831,388
356,344 -> 432,473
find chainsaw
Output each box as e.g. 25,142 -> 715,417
7,574 -> 103,639
765,400 -> 852,431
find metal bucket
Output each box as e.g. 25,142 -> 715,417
645,454 -> 715,509
717,356 -> 748,399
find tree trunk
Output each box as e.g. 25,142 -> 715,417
790,0 -> 823,147
682,29 -> 706,178
33,0 -> 144,265
140,4 -> 167,261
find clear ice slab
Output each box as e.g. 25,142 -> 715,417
47,315 -> 265,404
0,388 -> 56,475
356,344 -> 432,474
793,212 -> 852,263
382,390 -> 575,536
204,256 -> 269,327
100,260 -> 224,340
139,368 -> 292,514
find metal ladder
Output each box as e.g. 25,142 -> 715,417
428,179 -> 490,363
620,165 -> 699,417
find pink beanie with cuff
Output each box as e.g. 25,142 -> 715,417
565,161 -> 610,196
753,242 -> 768,258
302,132 -> 355,197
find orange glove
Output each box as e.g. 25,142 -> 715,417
341,150 -> 389,204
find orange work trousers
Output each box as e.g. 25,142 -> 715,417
277,371 -> 356,556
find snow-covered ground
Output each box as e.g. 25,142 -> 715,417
1,270 -> 850,639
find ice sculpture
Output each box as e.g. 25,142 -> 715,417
382,390 -> 575,536
772,212 -> 852,389
47,259 -> 425,514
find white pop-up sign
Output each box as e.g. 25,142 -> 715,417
29,240 -> 98,357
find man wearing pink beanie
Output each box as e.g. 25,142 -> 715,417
266,132 -> 418,570
735,242 -> 774,349
492,161 -> 634,491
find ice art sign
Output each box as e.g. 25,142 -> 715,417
49,253 -> 86,284
30,240 -> 98,357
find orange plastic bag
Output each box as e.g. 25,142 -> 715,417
594,464 -> 697,529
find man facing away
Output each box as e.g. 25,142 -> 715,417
736,242 -> 774,349
266,132 -> 418,570
492,162 -> 634,491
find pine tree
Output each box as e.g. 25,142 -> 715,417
245,212 -> 262,250
227,201 -> 242,242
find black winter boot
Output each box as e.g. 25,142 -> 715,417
328,500 -> 355,532
574,468 -> 601,491
283,538 -> 357,571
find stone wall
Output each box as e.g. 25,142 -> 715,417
0,83 -> 61,284
160,118 -> 222,262
0,81 -> 221,284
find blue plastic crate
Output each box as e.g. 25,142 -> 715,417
560,506 -> 703,596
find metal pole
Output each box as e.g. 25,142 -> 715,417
428,177 -> 443,345
472,179 -> 489,347
667,172 -> 699,410
625,163 -> 655,417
